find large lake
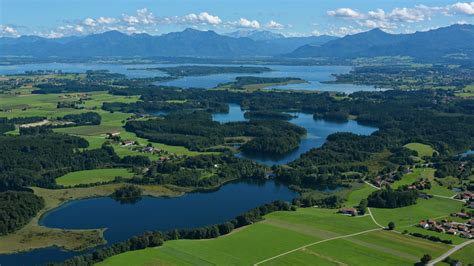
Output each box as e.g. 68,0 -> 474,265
0,63 -> 376,93
212,104 -> 378,165
0,180 -> 296,265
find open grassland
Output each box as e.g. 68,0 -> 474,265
0,91 -> 208,157
370,197 -> 463,228
404,142 -> 436,158
0,184 -> 181,254
393,168 -> 435,189
56,168 -> 134,186
344,183 -> 377,207
456,84 -> 474,98
437,243 -> 474,265
98,205 -> 452,266
392,168 -> 457,197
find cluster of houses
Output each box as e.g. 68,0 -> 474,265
455,191 -> 474,202
417,217 -> 474,239
406,179 -> 431,190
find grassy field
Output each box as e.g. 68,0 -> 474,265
0,90 -> 209,157
370,197 -> 463,228
404,142 -> 436,158
344,183 -> 377,207
391,167 -> 457,197
98,204 -> 454,266
437,243 -> 474,265
56,168 -> 134,186
392,168 -> 435,188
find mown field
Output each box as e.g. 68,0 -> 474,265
403,142 -> 436,158
56,168 -> 134,186
392,167 -> 457,197
437,243 -> 474,265
0,91 -> 208,157
98,202 -> 453,266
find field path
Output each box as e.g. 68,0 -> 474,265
367,207 -> 385,229
431,194 -> 464,202
253,228 -> 382,265
427,239 -> 474,266
363,180 -> 380,190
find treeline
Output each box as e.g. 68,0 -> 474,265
0,116 -> 47,134
0,133 -> 149,191
141,66 -> 271,77
125,111 -> 306,154
218,76 -> 304,89
408,232 -> 452,244
367,188 -> 419,208
62,112 -> 101,125
135,154 -> 266,188
52,200 -> 292,266
244,111 -> 294,120
0,191 -> 45,235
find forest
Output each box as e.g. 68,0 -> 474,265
125,111 -> 306,154
0,191 -> 45,235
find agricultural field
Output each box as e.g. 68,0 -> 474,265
55,168 -> 135,186
98,206 -> 452,266
392,168 -> 457,197
370,197 -> 463,228
404,142 -> 436,158
437,243 -> 474,265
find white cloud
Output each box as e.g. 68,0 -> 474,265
327,8 -> 362,19
181,12 -> 222,25
97,17 -> 117,24
265,20 -> 284,30
0,25 -> 20,37
83,18 -> 96,27
451,2 -> 474,15
236,18 -> 260,29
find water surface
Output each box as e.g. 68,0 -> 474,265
0,180 -> 296,265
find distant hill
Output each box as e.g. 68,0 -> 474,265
288,24 -> 474,60
0,28 -> 336,58
226,30 -> 285,41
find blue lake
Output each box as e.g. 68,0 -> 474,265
213,104 -> 378,165
0,180 -> 296,266
0,63 -> 378,93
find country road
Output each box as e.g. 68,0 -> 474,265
428,239 -> 474,265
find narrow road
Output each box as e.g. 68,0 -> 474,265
427,240 -> 474,266
367,207 -> 385,229
363,180 -> 380,190
253,228 -> 382,265
430,194 -> 464,202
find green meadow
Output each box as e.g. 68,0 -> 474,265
370,197 -> 463,228
98,203 -> 452,266
437,243 -> 474,265
56,168 -> 134,186
404,142 -> 436,158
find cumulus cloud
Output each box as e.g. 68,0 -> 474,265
265,20 -> 284,30
182,12 -> 222,25
0,25 -> 20,37
236,18 -> 260,29
327,8 -> 362,19
451,2 -> 474,15
327,3 -> 474,32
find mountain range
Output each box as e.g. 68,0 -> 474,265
1,24 -> 473,60
0,29 -> 336,58
289,24 -> 474,60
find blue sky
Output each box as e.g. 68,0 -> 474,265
1,0 -> 473,38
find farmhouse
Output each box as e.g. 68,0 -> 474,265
121,140 -> 135,147
339,208 -> 358,216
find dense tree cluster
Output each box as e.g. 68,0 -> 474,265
0,191 -> 45,235
125,111 -> 306,154
218,76 -> 304,89
135,154 -> 266,188
0,133 -> 147,191
244,111 -> 294,120
62,112 -> 101,125
367,188 -> 419,208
